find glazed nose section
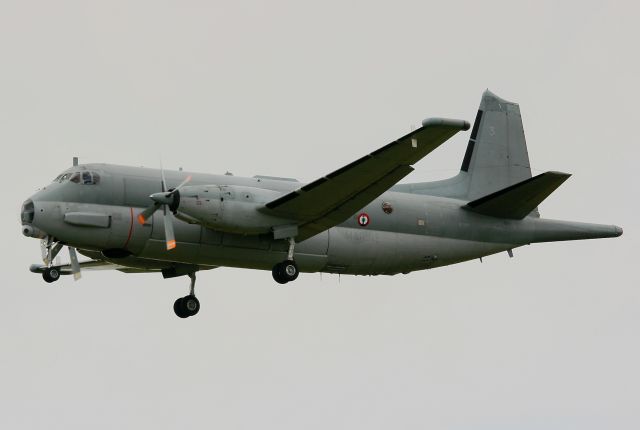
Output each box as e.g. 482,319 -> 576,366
21,199 -> 45,238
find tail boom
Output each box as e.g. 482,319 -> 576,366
528,218 -> 623,243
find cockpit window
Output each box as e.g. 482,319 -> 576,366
52,173 -> 72,183
56,171 -> 100,185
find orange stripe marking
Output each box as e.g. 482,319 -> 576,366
123,207 -> 134,249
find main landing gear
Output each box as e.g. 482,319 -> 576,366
272,238 -> 299,284
174,273 -> 200,318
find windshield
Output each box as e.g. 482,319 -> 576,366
53,171 -> 101,185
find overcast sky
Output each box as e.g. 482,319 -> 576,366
1,1 -> 638,429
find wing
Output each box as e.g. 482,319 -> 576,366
262,117 -> 470,240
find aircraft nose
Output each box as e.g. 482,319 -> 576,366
614,225 -> 623,237
21,199 -> 34,224
21,198 -> 46,238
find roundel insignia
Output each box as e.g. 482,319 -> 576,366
357,212 -> 370,227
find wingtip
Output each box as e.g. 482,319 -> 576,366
421,117 -> 470,130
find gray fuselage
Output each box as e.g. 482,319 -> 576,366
23,163 -> 620,276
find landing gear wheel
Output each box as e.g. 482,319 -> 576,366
182,295 -> 200,316
272,263 -> 288,284
282,260 -> 299,282
272,260 -> 299,284
173,295 -> 200,318
174,297 -> 189,318
42,267 -> 60,283
173,272 -> 200,319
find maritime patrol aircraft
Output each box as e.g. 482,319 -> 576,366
21,91 -> 623,318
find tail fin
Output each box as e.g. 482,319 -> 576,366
394,90 -> 536,208
462,90 -> 534,200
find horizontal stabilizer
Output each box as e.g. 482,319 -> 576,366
465,171 -> 571,219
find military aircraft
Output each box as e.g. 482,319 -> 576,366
21,91 -> 622,318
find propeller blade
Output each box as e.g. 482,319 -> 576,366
137,204 -> 160,225
160,161 -> 168,193
68,247 -> 81,281
164,206 -> 177,250
171,175 -> 192,193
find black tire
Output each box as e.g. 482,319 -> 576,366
182,295 -> 200,316
173,297 -> 189,318
272,263 -> 288,284
282,260 -> 299,282
42,267 -> 60,283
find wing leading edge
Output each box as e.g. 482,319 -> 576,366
262,117 -> 470,240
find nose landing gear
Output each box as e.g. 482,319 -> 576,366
173,273 -> 200,318
41,238 -> 63,283
42,267 -> 61,283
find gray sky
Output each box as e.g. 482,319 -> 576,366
1,1 -> 638,429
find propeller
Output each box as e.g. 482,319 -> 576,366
137,167 -> 191,250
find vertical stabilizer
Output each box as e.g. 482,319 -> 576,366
462,90 -> 533,200
394,90 -> 536,213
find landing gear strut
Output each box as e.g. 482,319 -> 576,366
42,237 -> 62,283
272,238 -> 299,284
174,273 -> 200,318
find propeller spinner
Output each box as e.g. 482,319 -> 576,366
137,170 -> 192,250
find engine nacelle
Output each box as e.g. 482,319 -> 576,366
176,184 -> 291,235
